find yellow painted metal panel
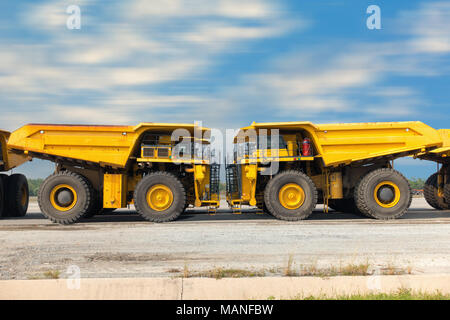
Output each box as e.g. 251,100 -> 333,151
239,121 -> 443,167
239,164 -> 257,205
103,173 -> 127,208
7,123 -> 211,168
329,172 -> 343,199
0,130 -> 30,171
427,129 -> 450,156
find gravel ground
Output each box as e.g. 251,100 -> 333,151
0,198 -> 449,280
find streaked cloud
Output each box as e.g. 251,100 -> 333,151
0,0 -> 301,130
0,0 -> 448,132
216,1 -> 450,123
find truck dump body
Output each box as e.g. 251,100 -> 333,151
417,129 -> 450,163
237,121 -> 443,167
0,130 -> 29,171
7,123 -> 210,169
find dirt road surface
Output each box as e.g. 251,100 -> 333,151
0,198 -> 449,280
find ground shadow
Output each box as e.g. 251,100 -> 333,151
6,206 -> 450,224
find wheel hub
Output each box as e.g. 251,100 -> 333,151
57,190 -> 74,206
147,184 -> 174,211
279,183 -> 305,210
378,187 -> 395,203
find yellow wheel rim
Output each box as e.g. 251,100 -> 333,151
374,181 -> 401,208
50,184 -> 77,212
146,184 -> 174,211
279,183 -> 305,210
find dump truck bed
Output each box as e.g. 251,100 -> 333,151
239,121 -> 443,167
6,121 -> 445,169
7,123 -> 209,169
0,130 -> 30,171
417,129 -> 450,163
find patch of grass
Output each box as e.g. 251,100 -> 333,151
198,268 -> 266,279
284,254 -> 297,277
183,263 -> 190,278
267,267 -> 279,274
380,263 -> 406,276
28,270 -> 61,280
176,266 -> 266,279
170,261 -> 409,279
298,262 -> 370,277
43,270 -> 61,279
339,262 -> 370,276
297,288 -> 450,300
299,264 -> 337,277
86,253 -> 170,262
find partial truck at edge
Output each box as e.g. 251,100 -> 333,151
417,129 -> 450,210
0,130 -> 30,218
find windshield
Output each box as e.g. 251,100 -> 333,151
257,134 -> 287,150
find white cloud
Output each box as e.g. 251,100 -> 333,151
2,0 -> 449,130
406,2 -> 450,54
0,0 -> 301,129
46,105 -> 135,124
129,0 -> 275,19
214,2 -> 450,120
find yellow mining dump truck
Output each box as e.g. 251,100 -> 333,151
6,123 -> 220,224
0,130 -> 30,218
226,121 -> 443,220
417,129 -> 450,210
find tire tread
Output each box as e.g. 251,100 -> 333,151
134,171 -> 186,223
38,171 -> 92,224
354,168 -> 411,220
264,170 -> 317,221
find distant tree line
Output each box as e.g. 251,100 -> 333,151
408,178 -> 425,190
27,178 -> 44,196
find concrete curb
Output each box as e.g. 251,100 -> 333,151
1,275 -> 449,300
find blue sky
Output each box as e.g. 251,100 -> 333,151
1,0 -> 449,179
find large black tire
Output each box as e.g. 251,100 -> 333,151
84,189 -> 117,217
83,186 -> 103,218
355,168 -> 412,220
38,171 -> 93,224
424,173 -> 448,210
83,195 -> 101,218
134,172 -> 186,222
264,170 -> 317,221
328,198 -> 369,217
0,175 -> 5,218
5,174 -> 29,217
445,183 -> 450,210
